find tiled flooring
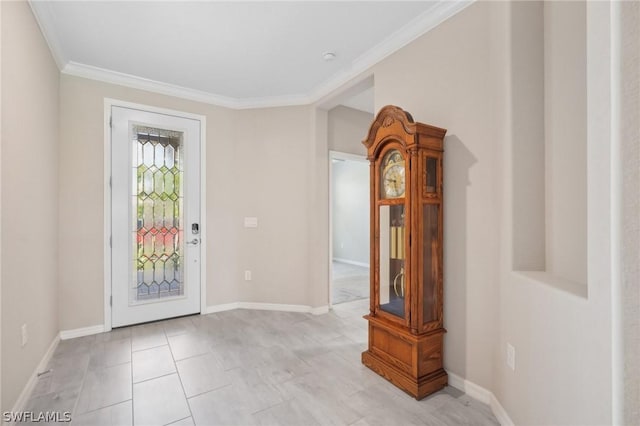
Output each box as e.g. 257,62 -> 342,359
22,299 -> 499,425
331,262 -> 369,305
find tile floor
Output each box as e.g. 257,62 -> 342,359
21,299 -> 499,426
331,262 -> 369,305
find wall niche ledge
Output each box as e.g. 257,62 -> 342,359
512,270 -> 588,299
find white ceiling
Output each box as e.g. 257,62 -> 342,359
30,1 -> 471,109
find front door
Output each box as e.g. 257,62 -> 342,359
111,106 -> 201,327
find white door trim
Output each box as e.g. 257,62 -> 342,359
103,98 -> 207,331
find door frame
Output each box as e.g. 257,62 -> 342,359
103,98 -> 207,332
328,150 -> 369,307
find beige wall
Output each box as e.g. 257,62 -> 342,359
544,2 -> 588,285
495,2 -> 612,424
232,106 -> 313,305
510,1 -> 545,273
372,1 -> 506,391
619,2 -> 639,423
327,105 -> 372,156
59,75 -> 317,330
368,1 -> 613,423
1,1 -> 60,411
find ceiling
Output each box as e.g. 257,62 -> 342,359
30,1 -> 471,109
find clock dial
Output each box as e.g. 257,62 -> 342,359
381,149 -> 405,198
383,164 -> 405,198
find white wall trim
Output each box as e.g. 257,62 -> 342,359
329,150 -> 369,163
59,325 -> 105,340
199,111 -> 208,318
69,62 -> 242,108
204,303 -> 240,314
9,335 -> 60,417
332,258 -> 370,268
309,305 -> 330,315
206,302 -> 329,316
490,393 -> 514,426
103,100 -> 112,333
447,372 -> 514,426
31,2 -> 473,110
103,98 -> 207,330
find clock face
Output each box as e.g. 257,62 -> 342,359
381,150 -> 405,199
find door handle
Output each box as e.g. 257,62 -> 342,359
186,238 -> 199,245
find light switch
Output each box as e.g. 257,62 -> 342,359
244,217 -> 258,228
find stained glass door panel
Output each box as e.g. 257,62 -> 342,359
133,126 -> 184,302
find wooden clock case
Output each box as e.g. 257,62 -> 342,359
361,105 -> 448,400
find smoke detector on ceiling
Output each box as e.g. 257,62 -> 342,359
322,51 -> 336,61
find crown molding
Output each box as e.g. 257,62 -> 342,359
62,62 -> 244,108
34,0 -> 474,110
307,0 -> 474,104
63,61 -> 314,110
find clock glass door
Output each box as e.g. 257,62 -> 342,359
422,204 -> 438,324
379,204 -> 406,318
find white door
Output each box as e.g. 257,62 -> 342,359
111,106 -> 201,327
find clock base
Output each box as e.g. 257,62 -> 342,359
362,350 -> 448,400
361,315 -> 447,400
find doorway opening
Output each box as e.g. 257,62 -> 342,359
320,75 -> 374,307
330,152 -> 370,305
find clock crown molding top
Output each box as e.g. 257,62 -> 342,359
363,106 -> 447,159
28,0 -> 474,110
363,105 -> 417,149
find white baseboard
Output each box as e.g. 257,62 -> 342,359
333,258 -> 370,268
204,302 -> 240,314
310,305 -> 330,315
206,302 -> 329,316
10,334 -> 60,417
59,324 -> 105,340
490,392 -> 514,426
447,371 -> 514,426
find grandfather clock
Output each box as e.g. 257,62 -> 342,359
361,105 -> 447,399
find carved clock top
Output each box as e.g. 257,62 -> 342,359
362,105 -> 447,157
362,105 -> 415,149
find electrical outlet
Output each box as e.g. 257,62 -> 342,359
21,324 -> 28,347
507,343 -> 515,371
244,270 -> 252,281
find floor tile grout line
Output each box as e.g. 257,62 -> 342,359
130,344 -> 135,426
248,397 -> 291,417
166,328 -> 197,424
164,415 -> 192,426
131,340 -> 169,353
73,398 -> 133,418
68,350 -> 91,418
184,383 -> 233,402
73,362 -> 133,416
